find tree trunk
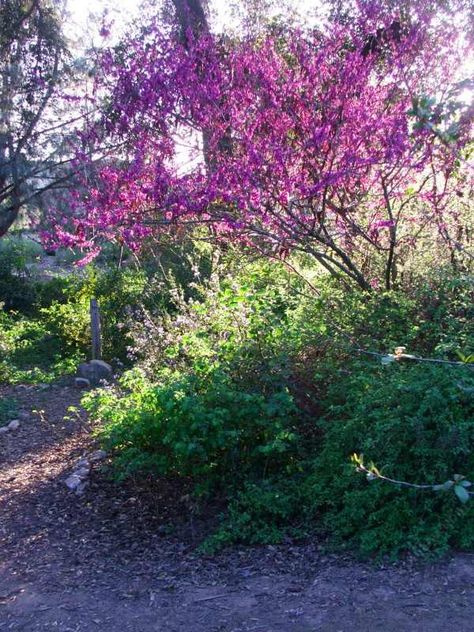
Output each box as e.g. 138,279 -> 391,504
171,0 -> 209,44
0,205 -> 20,237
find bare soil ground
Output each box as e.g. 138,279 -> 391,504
1,383 -> 474,631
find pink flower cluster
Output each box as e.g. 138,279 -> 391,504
50,2 -> 472,287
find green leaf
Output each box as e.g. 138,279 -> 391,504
454,485 -> 470,504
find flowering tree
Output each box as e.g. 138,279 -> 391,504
50,0 -> 473,289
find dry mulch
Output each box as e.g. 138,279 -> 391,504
1,382 -> 474,631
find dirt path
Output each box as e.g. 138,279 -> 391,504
1,383 -> 474,631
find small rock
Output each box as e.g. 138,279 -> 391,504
75,481 -> 89,495
0,426 -> 9,435
75,466 -> 90,479
90,359 -> 113,378
8,420 -> 20,431
18,411 -> 30,421
76,458 -> 90,469
89,449 -> 107,462
65,475 -> 82,491
77,362 -> 91,377
75,377 -> 91,389
78,360 -> 112,385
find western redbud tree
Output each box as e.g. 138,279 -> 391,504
49,1 -> 473,290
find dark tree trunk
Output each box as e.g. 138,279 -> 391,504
171,0 -> 209,44
0,205 -> 19,237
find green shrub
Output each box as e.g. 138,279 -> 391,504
0,234 -> 78,314
48,265 -> 166,363
4,241 -> 469,557
34,276 -> 71,309
88,267 -> 149,361
290,271 -> 473,362
128,259 -> 303,387
309,362 -> 474,558
81,259 -> 473,557
0,305 -> 82,384
202,478 -> 308,552
84,366 -> 299,494
202,363 -> 474,557
40,300 -> 90,354
0,252 -> 208,383
0,236 -> 39,312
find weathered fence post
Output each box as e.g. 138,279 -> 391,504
90,298 -> 102,361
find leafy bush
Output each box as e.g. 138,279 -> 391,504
202,478 -> 308,552
86,267 -> 149,361
0,308 -> 81,383
128,259 -> 303,387
309,362 -> 474,558
0,263 -> 165,384
34,276 -> 71,309
41,265 -> 171,363
3,239 -> 472,559
84,366 -> 299,495
0,236 -> 40,312
82,259 -> 474,557
203,363 -> 474,557
40,300 -> 91,354
290,270 -> 473,361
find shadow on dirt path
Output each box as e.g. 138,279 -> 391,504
1,383 -> 474,631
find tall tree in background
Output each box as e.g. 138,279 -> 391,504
0,0 -> 70,237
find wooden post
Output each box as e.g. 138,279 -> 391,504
90,298 -> 102,361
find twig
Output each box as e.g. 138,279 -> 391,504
355,349 -> 473,368
190,594 -> 229,603
351,454 -> 474,502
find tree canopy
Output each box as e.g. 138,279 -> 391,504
49,0 -> 473,288
0,0 -> 74,237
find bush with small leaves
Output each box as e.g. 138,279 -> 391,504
309,362 -> 474,558
84,366 -> 299,495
